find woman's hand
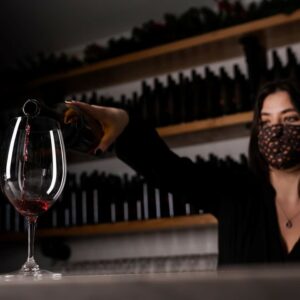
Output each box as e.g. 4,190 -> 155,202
65,101 -> 129,153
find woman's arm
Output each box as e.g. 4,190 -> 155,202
115,116 -> 228,216
65,101 -> 248,217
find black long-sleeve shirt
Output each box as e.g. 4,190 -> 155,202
115,118 -> 300,266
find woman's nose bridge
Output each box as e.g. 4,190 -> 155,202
270,115 -> 281,125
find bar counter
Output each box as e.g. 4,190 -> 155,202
0,265 -> 299,300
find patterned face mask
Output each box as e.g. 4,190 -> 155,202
258,124 -> 300,170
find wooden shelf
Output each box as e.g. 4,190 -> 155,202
39,214 -> 217,238
0,214 -> 217,241
158,111 -> 253,148
157,111 -> 253,138
27,9 -> 300,93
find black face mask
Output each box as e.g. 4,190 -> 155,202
258,124 -> 300,170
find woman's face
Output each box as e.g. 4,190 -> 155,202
260,90 -> 300,127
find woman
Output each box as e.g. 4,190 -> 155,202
66,80 -> 300,266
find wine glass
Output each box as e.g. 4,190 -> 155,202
0,114 -> 67,279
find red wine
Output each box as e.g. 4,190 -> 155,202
23,123 -> 31,162
11,198 -> 52,217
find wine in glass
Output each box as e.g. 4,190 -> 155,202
0,102 -> 67,279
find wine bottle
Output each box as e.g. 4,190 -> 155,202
191,70 -> 205,121
22,99 -> 103,154
140,81 -> 154,124
204,67 -> 221,117
285,47 -> 300,84
239,35 -> 267,98
177,8 -> 203,39
88,170 -> 100,224
270,50 -> 284,81
109,175 -> 123,222
183,75 -> 194,122
164,75 -> 176,125
178,72 -> 188,123
232,64 -> 251,112
129,174 -> 142,221
84,43 -> 108,64
219,67 -> 235,115
88,91 -> 98,105
163,13 -> 179,43
97,172 -> 111,224
129,91 -> 141,117
153,78 -> 163,126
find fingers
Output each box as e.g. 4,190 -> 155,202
63,108 -> 79,124
95,137 -> 112,153
65,101 -> 105,120
94,127 -> 118,152
65,100 -> 129,154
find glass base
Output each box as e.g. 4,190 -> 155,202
0,270 -> 62,281
0,258 -> 62,281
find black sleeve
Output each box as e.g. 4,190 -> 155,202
115,117 -> 250,218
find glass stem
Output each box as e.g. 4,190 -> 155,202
21,216 -> 40,274
27,216 -> 37,260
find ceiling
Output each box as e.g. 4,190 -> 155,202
0,0 -> 218,69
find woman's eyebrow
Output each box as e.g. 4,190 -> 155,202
261,108 -> 297,116
281,108 -> 297,114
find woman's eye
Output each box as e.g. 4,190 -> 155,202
284,115 -> 300,123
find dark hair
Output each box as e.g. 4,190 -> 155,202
248,79 -> 300,181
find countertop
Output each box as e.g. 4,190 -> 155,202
0,264 -> 300,300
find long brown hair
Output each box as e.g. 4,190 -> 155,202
248,80 -> 300,181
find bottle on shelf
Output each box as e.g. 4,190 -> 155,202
84,43 -> 108,64
270,50 -> 284,81
140,81 -> 154,125
177,73 -> 188,123
98,172 -> 112,224
177,7 -> 203,39
89,170 -> 101,225
162,75 -> 176,126
204,67 -> 221,118
232,64 -> 251,112
219,67 -> 235,115
239,35 -> 267,101
190,70 -> 206,121
285,47 -> 300,84
153,78 -> 163,126
181,74 -> 194,122
91,91 -> 99,105
129,91 -> 141,118
129,175 -> 143,221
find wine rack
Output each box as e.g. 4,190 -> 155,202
27,8 -> 300,94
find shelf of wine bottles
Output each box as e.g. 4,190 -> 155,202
65,43 -> 299,132
70,66 -> 252,129
0,153 -> 248,236
27,4 -> 300,92
3,42 -> 296,150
